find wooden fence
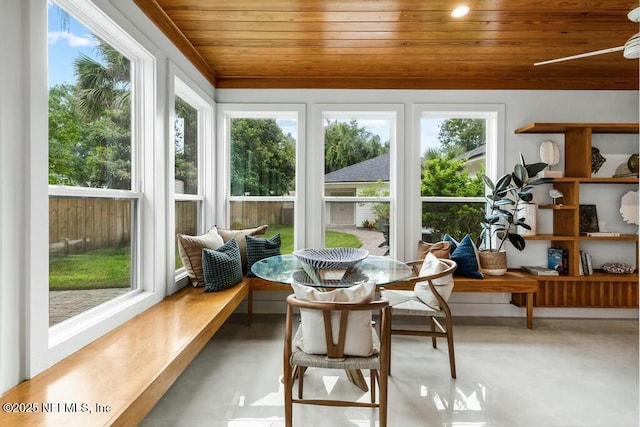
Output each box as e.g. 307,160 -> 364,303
49,198 -> 132,256
230,201 -> 293,228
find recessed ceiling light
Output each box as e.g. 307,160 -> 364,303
451,5 -> 470,18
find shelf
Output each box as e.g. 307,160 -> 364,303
547,177 -> 638,184
539,204 -> 576,210
515,123 -> 639,134
522,234 -> 574,241
525,270 -> 638,282
578,234 -> 638,242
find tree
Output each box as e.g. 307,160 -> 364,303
421,154 -> 485,242
49,84 -> 85,185
174,96 -> 198,194
230,118 -> 296,196
437,118 -> 485,156
324,120 -> 388,173
72,38 -> 132,189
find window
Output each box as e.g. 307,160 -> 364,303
318,107 -> 402,257
171,75 -> 212,279
415,105 -> 504,246
42,0 -> 157,369
218,105 -> 304,254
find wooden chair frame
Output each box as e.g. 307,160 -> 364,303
284,295 -> 391,427
382,258 -> 458,378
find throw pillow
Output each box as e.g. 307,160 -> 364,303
177,226 -> 225,287
218,225 -> 269,273
450,234 -> 484,279
414,252 -> 455,311
245,234 -> 282,277
291,281 -> 376,357
202,239 -> 243,292
416,240 -> 452,260
443,234 -> 459,253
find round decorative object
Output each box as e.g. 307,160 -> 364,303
602,263 -> 635,274
293,247 -> 369,270
540,140 -> 560,167
591,147 -> 606,174
292,269 -> 368,287
620,190 -> 639,225
627,153 -> 639,174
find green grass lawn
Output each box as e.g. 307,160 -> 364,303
49,247 -> 131,291
51,226 -> 362,291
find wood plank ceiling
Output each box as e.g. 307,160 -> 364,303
134,0 -> 640,90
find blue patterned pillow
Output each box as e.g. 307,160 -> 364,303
443,234 -> 459,253
202,239 -> 243,292
448,234 -> 484,279
245,234 -> 281,277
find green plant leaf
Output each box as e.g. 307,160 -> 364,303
526,162 -> 548,177
508,233 -> 526,250
519,192 -> 533,202
482,175 -> 495,190
495,174 -> 511,192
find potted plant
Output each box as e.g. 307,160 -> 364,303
479,154 -> 552,275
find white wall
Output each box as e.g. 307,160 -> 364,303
217,88 -> 639,320
0,0 -> 216,393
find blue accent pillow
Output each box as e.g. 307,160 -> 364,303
202,239 -> 243,292
245,234 -> 282,277
443,234 -> 459,253
449,234 -> 484,279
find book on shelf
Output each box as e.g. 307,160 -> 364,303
584,232 -> 621,237
561,249 -> 569,275
586,253 -> 593,275
580,250 -> 594,275
547,248 -> 564,274
521,265 -> 560,276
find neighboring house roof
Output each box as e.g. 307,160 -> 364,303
324,152 -> 390,183
454,144 -> 485,161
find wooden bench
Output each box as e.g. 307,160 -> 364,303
248,271 -> 539,329
0,281 -> 249,426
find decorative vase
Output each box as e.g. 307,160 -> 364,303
517,203 -> 537,236
479,250 -> 507,276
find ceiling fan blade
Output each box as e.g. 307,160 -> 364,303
534,46 -> 624,66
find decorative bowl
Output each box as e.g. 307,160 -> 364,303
602,262 -> 635,274
293,247 -> 369,270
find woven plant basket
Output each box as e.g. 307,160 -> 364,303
479,251 -> 507,276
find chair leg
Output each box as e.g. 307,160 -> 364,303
284,364 -> 293,427
297,366 -> 305,399
430,316 -> 437,348
444,316 -> 456,379
379,368 -> 388,427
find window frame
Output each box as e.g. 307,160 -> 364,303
312,104 -> 405,257
32,0 -> 160,376
168,64 -> 215,290
409,104 -> 505,257
216,104 -> 306,250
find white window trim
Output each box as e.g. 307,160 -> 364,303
168,62 -> 215,292
409,103 -> 505,258
30,0 -> 160,376
312,104 -> 405,258
216,104 -> 306,250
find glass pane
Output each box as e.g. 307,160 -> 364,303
323,117 -> 390,195
49,197 -> 134,326
48,4 -> 132,190
175,200 -> 199,269
174,96 -> 198,195
229,118 -> 296,196
325,201 -> 390,256
229,201 -> 294,254
421,201 -> 484,244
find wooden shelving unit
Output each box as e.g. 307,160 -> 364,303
512,122 -> 639,309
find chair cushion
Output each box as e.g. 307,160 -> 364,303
177,226 -> 225,287
444,234 -> 484,279
380,289 -> 439,316
291,281 -> 376,357
202,239 -> 243,292
245,233 -> 281,277
413,252 -> 455,310
417,240 -> 451,260
217,225 -> 268,273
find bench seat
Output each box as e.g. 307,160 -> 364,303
248,271 -> 538,329
0,281 -> 249,426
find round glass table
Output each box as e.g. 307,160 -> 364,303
251,254 -> 412,287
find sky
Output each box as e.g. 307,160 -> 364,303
48,3 -> 100,88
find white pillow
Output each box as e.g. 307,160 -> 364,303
291,281 -> 376,357
414,252 -> 454,311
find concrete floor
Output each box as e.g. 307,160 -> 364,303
142,314 -> 639,427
